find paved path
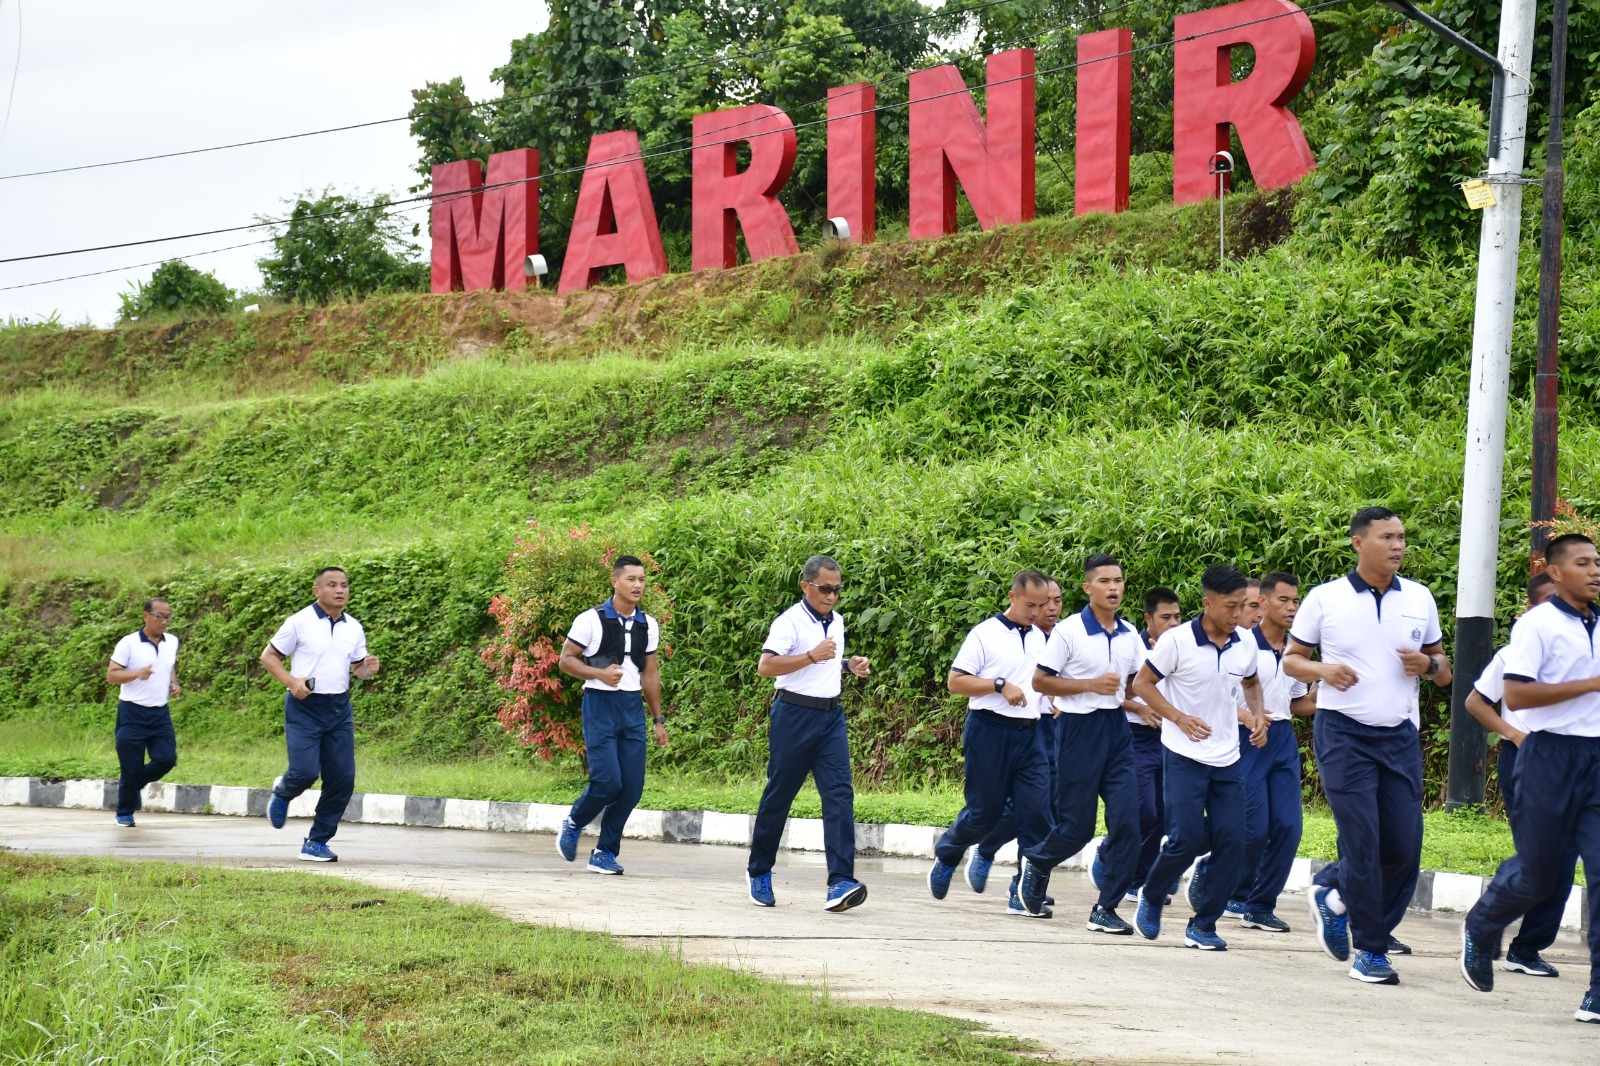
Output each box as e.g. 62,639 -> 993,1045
2,808 -> 1592,1065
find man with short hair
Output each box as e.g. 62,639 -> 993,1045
1461,534 -> 1600,1024
931,570 -> 1054,918
1285,507 -> 1451,985
260,567 -> 381,862
1017,555 -> 1147,933
106,598 -> 182,828
966,576 -> 1063,893
1212,572 -> 1317,931
1130,563 -> 1265,951
1462,572 -> 1567,980
748,555 -> 871,911
556,555 -> 667,876
1129,587 -> 1182,903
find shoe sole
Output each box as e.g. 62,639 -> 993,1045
1503,960 -> 1557,977
1349,967 -> 1399,985
1240,918 -> 1290,932
1308,891 -> 1349,963
298,853 -> 336,862
1460,926 -> 1494,993
1009,906 -> 1053,919
1388,942 -> 1413,956
587,864 -> 623,875
1087,921 -> 1134,936
1185,934 -> 1226,951
1575,1008 -> 1600,1023
116,821 -> 136,828
824,883 -> 868,912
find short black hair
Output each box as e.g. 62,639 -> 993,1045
1011,569 -> 1052,593
1201,563 -> 1248,597
1084,553 -> 1120,577
142,598 -> 169,613
613,554 -> 645,574
313,566 -> 346,582
1142,587 -> 1180,615
801,555 -> 840,582
1259,572 -> 1299,597
1350,506 -> 1399,537
1245,577 -> 1261,590
1527,571 -> 1556,601
1545,533 -> 1596,567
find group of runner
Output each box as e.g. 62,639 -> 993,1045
106,507 -> 1600,1026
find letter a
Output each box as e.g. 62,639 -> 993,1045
559,131 -> 668,295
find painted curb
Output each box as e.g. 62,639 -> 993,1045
0,776 -> 1584,932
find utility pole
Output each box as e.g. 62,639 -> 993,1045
1531,0 -> 1570,559
1442,0 -> 1538,811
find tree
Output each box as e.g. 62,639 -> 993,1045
117,260 -> 234,323
255,189 -> 428,305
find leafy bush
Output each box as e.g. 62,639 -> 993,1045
256,188 -> 428,305
116,261 -> 234,324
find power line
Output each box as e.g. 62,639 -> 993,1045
0,0 -> 1027,182
0,0 -> 20,159
0,0 -> 1338,287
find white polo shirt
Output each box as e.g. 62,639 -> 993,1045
1038,605 -> 1145,715
109,630 -> 179,707
1147,617 -> 1258,767
566,599 -> 660,693
951,613 -> 1045,719
269,603 -> 369,695
1290,571 -> 1442,728
1502,598 -> 1600,737
764,600 -> 846,699
1127,630 -> 1168,724
1249,626 -> 1309,722
1472,648 -> 1512,725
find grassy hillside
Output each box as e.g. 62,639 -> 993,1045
3,185 -> 1597,801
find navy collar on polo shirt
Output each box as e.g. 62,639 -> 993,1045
994,611 -> 1034,649
1079,604 -> 1132,637
1252,624 -> 1285,659
138,629 -> 168,646
312,602 -> 347,630
1347,570 -> 1401,595
1550,595 -> 1599,632
1189,615 -> 1240,649
800,598 -> 838,630
602,597 -> 647,624
1140,627 -> 1154,649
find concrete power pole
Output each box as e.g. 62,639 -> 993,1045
1445,0 -> 1539,811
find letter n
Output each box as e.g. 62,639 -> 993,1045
909,48 -> 1035,239
558,131 -> 668,295
430,149 -> 539,293
1172,0 -> 1316,204
692,105 -> 799,271
1075,29 -> 1131,216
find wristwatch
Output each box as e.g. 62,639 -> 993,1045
1425,655 -> 1440,677
993,678 -> 1006,693
653,715 -> 665,725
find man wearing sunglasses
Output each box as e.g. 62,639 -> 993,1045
105,598 -> 182,827
747,555 -> 871,912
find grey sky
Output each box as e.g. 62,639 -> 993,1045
0,1 -> 549,326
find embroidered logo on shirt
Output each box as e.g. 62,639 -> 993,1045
1410,627 -> 1422,642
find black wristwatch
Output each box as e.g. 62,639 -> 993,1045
1425,655 -> 1440,677
993,678 -> 1006,693
653,715 -> 666,725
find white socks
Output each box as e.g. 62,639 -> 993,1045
1326,888 -> 1348,915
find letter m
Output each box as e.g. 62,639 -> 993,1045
429,149 -> 540,292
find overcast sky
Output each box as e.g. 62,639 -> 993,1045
0,1 -> 548,326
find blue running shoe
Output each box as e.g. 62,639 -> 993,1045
1240,910 -> 1291,933
1504,951 -> 1559,978
587,849 -> 624,875
556,817 -> 580,862
1350,950 -> 1399,984
268,792 -> 288,830
1223,898 -> 1247,919
1186,860 -> 1207,911
299,839 -> 337,862
1018,856 -> 1051,916
1460,924 -> 1495,992
1387,935 -> 1413,956
965,850 -> 993,894
928,859 -> 956,900
748,872 -> 775,907
1308,886 -> 1350,962
1090,844 -> 1107,890
1575,993 -> 1600,1023
825,879 -> 868,912
1135,887 -> 1163,940
1184,923 -> 1228,951
1087,904 -> 1133,936
1008,880 -> 1052,918
115,814 -> 135,828
1124,887 -> 1141,905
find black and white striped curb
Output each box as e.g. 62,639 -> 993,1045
1,775 -> 1584,932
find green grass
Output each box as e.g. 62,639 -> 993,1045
0,853 -> 1035,1065
0,720 -> 1544,880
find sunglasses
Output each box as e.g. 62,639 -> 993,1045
806,582 -> 844,596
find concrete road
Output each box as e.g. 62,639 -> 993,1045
1,807 -> 1592,1065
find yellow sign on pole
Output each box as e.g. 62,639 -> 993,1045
1461,179 -> 1497,210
